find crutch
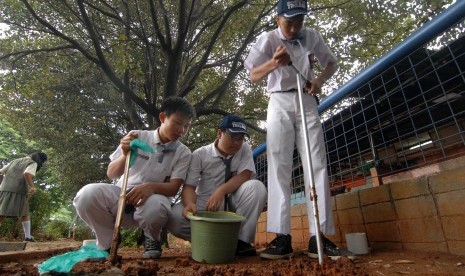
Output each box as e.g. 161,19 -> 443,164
108,151 -> 131,265
296,74 -> 324,265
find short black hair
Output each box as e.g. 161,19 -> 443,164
161,96 -> 196,119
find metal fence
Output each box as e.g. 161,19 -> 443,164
253,1 -> 465,203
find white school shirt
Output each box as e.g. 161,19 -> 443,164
185,140 -> 256,199
0,161 -> 37,176
244,27 -> 337,92
109,129 -> 192,190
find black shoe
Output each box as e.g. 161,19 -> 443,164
307,235 -> 356,260
24,236 -> 35,242
236,240 -> 256,256
260,234 -> 294,260
143,236 -> 162,259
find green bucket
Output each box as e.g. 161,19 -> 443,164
187,211 -> 245,264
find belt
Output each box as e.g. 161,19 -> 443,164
270,89 -> 297,93
270,89 -> 320,105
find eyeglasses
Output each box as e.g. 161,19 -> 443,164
226,130 -> 248,143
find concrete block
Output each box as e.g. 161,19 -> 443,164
291,204 -> 303,217
429,167 -> 465,194
257,221 -> 267,233
362,202 -> 396,223
394,195 -> 437,220
302,213 -> 309,229
331,196 -> 336,211
365,221 -> 400,242
359,184 -> 391,206
369,241 -> 402,251
332,210 -> 339,226
339,225 -> 367,240
448,240 -> 465,255
303,230 -> 310,246
291,229 -> 304,244
335,192 -> 360,210
442,215 -> 465,240
301,203 -> 308,215
0,242 -> 27,252
390,177 -> 429,200
258,212 -> 267,222
436,189 -> 465,216
327,227 -> 342,244
291,216 -> 303,230
402,242 -> 448,253
256,232 -> 267,246
338,207 -> 363,225
398,217 -> 444,242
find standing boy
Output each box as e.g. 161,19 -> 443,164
74,96 -> 196,259
168,114 -> 267,256
244,0 -> 343,260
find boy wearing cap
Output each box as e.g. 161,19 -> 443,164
244,0 -> 343,260
167,114 -> 267,256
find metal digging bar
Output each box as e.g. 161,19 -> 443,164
108,151 -> 131,265
296,74 -> 324,265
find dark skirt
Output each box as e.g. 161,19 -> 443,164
0,191 -> 29,217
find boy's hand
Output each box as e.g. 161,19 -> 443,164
183,203 -> 197,219
126,183 -> 152,207
120,131 -> 138,156
205,189 -> 225,211
273,46 -> 290,67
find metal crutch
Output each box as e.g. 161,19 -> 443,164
108,151 -> 131,264
296,74 -> 324,265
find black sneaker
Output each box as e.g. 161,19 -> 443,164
24,236 -> 35,242
143,236 -> 162,259
307,235 -> 356,260
236,240 -> 256,256
260,234 -> 294,260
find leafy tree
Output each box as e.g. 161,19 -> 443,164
0,0 -> 455,237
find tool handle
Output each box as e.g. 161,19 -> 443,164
108,151 -> 131,264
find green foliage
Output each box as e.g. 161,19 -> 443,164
0,0 -> 456,238
44,219 -> 69,239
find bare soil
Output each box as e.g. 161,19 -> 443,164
1,240 -> 464,275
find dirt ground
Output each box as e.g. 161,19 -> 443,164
1,240 -> 465,275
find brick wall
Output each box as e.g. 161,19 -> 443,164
255,157 -> 465,255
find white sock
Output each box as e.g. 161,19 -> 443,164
22,221 -> 31,238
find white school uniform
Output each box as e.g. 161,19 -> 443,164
167,141 -> 267,243
73,129 -> 191,250
244,27 -> 336,236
